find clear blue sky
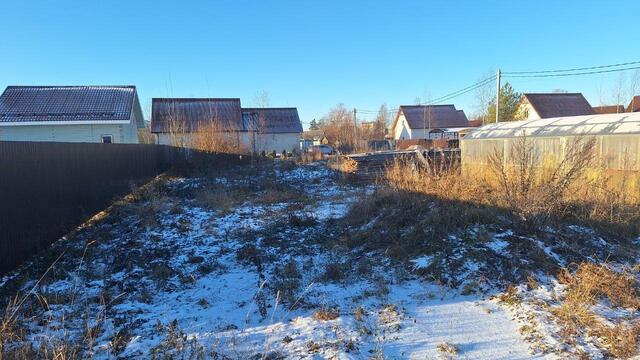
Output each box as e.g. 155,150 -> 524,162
1,1 -> 639,128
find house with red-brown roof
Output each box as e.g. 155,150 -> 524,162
517,93 -> 594,120
627,96 -> 640,112
593,105 -> 626,114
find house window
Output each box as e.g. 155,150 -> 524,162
101,135 -> 113,144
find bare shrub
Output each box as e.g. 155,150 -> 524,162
488,134 -> 597,226
191,122 -> 249,154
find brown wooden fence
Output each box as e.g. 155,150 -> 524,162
0,141 -> 248,275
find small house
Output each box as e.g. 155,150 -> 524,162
517,93 -> 594,120
150,98 -> 302,154
0,86 -> 144,143
391,105 -> 470,141
241,107 -> 303,153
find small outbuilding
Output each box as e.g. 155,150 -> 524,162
0,85 -> 144,143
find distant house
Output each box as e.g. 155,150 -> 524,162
627,96 -> 640,112
241,107 -> 303,153
593,105 -> 625,114
0,86 -> 144,143
390,105 -> 470,141
517,93 -> 594,120
150,98 -> 302,153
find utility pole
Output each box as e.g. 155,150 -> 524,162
353,108 -> 357,151
495,69 -> 501,123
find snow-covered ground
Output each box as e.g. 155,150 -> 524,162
0,162 -> 635,359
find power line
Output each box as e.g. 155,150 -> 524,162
503,60 -> 640,75
503,65 -> 640,78
427,76 -> 496,105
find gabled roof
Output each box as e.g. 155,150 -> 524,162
392,105 -> 470,132
521,93 -> 594,119
241,107 -> 303,133
150,98 -> 244,133
0,86 -> 142,126
593,105 -> 625,114
627,96 -> 640,112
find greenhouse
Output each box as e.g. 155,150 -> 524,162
461,112 -> 640,173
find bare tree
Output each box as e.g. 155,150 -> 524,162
473,70 -> 496,125
252,90 -> 271,108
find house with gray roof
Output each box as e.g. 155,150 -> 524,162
0,85 -> 144,144
517,93 -> 594,120
391,104 -> 470,140
151,98 -> 302,153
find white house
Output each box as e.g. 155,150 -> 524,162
241,107 -> 303,153
151,98 -> 303,154
0,86 -> 144,143
391,105 -> 470,141
517,93 -> 594,120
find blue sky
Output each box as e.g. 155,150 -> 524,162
1,0 -> 639,127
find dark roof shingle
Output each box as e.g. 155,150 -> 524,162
627,96 -> 640,112
522,93 -> 594,119
151,98 -> 244,133
0,86 -> 137,123
397,105 -> 470,130
241,108 -> 303,133
593,105 -> 625,114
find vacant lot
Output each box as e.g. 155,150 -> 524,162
1,161 -> 638,359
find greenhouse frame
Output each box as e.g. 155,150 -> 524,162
461,112 -> 640,174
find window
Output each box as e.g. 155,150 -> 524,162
101,135 -> 113,144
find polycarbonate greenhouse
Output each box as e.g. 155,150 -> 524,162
461,112 -> 640,173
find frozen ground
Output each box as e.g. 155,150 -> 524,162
0,162 -> 635,359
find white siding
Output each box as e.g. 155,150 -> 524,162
393,114 -> 412,140
0,121 -> 139,143
156,131 -> 300,154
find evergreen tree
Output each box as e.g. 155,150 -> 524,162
485,82 -> 526,123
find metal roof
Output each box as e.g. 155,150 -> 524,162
592,105 -> 625,114
0,86 -> 137,123
463,112 -> 640,140
151,98 -> 244,133
393,105 -> 470,131
241,108 -> 303,133
522,93 -> 594,119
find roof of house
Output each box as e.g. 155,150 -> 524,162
392,105 -> 470,132
151,98 -> 244,133
241,108 -> 303,133
463,112 -> 640,140
303,129 -> 326,140
521,93 -> 594,119
593,105 -> 625,114
0,86 -> 141,125
627,96 -> 640,112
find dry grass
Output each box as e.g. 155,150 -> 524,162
383,135 -> 640,236
553,263 -> 640,358
436,341 -> 459,357
313,308 -> 339,321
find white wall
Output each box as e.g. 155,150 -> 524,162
156,131 -> 301,154
0,121 -> 139,143
393,114 -> 412,140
